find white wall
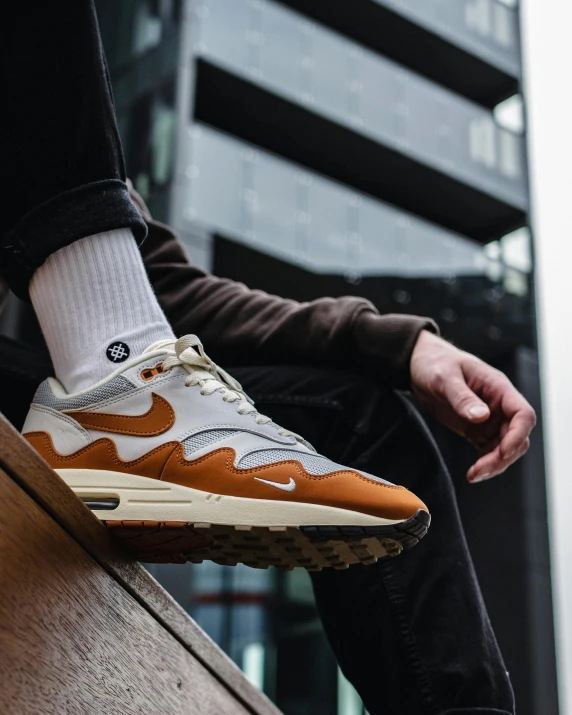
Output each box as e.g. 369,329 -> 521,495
520,2 -> 572,713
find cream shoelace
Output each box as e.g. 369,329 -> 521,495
161,335 -> 296,439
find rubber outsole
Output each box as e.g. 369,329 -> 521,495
83,501 -> 430,570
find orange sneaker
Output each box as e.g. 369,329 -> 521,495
23,335 -> 430,569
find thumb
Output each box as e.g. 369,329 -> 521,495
440,374 -> 490,422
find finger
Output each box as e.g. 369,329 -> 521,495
439,373 -> 491,424
468,366 -> 536,459
467,438 -> 529,483
467,438 -> 530,483
465,411 -> 504,451
497,402 -> 536,460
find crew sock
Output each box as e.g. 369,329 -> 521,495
30,228 -> 175,393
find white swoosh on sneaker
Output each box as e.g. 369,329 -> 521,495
254,476 -> 297,492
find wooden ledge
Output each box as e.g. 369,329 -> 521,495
0,412 -> 281,715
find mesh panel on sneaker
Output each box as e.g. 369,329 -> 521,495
183,429 -> 240,456
33,376 -> 135,411
237,449 -> 393,485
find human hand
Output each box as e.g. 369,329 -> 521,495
409,330 -> 536,482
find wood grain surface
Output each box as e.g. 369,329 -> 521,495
0,466 -> 251,715
0,414 -> 281,715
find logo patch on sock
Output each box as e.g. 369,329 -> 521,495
106,342 -> 130,363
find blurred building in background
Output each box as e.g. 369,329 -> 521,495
96,1 -> 559,713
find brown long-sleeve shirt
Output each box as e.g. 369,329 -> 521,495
133,190 -> 438,389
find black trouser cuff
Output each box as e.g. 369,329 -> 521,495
1,179 -> 147,299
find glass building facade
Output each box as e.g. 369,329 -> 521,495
97,1 -> 558,713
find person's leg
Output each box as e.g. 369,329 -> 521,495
232,365 -> 515,715
3,6 -> 429,574
0,0 -> 146,284
0,1 -> 173,393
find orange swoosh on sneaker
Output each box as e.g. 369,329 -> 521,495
63,392 -> 175,436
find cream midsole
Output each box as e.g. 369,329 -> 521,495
56,469 -> 404,527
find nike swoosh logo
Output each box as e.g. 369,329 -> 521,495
254,476 -> 297,492
64,393 -> 175,437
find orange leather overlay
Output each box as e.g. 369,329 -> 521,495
25,432 -> 178,479
62,393 -> 175,436
161,447 -> 427,520
24,434 -> 427,520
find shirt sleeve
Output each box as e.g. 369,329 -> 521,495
135,193 -> 439,389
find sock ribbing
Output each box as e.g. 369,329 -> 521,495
30,229 -> 175,393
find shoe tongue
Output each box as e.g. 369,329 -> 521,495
143,338 -> 177,354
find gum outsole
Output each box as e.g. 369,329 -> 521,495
95,508 -> 430,571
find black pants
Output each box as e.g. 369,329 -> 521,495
0,1 -> 146,298
231,366 -> 515,715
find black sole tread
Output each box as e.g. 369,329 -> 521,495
101,509 -> 431,570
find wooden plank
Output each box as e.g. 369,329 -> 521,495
0,414 -> 281,715
0,466 -> 249,715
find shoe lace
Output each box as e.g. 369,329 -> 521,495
161,335 -> 296,438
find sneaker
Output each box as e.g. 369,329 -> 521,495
23,335 -> 430,570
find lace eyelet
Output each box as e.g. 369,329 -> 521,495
141,363 -> 165,382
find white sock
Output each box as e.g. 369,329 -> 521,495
30,228 -> 175,394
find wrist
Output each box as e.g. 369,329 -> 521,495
354,312 -> 440,389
